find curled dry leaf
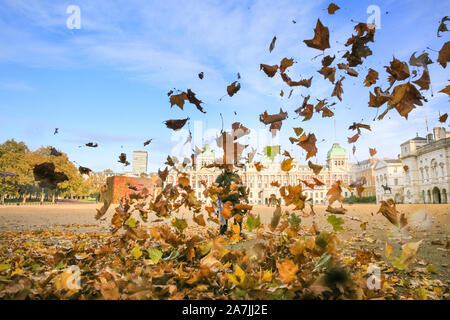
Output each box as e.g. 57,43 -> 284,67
439,113 -> 448,123
308,161 -> 323,175
364,68 -> 378,86
227,81 -> 241,97
164,118 -> 190,131
369,148 -> 377,157
437,41 -> 450,68
297,133 -> 318,160
260,64 -> 278,77
327,2 -> 340,14
304,19 -> 330,51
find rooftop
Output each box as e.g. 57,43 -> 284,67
327,143 -> 347,158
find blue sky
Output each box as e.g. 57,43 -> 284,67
0,0 -> 449,173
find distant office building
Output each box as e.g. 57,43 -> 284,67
132,150 -> 148,175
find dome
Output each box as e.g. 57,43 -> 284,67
327,143 -> 347,158
200,144 -> 215,157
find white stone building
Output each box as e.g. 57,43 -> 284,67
167,142 -> 354,205
374,158 -> 404,203
400,127 -> 449,204
374,126 -> 449,204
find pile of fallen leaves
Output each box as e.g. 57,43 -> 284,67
0,196 -> 448,300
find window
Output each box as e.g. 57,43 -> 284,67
394,178 -> 398,186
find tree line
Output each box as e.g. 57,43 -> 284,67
0,139 -> 105,204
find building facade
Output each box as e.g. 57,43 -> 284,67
167,143 -> 356,205
132,150 -> 148,175
374,127 -> 449,204
374,158 -> 404,203
351,158 -> 378,198
400,127 -> 449,204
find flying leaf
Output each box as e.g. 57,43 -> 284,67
260,64 -> 278,77
439,113 -> 448,123
281,158 -> 294,172
437,16 -> 450,37
227,81 -> 241,97
327,215 -> 344,232
364,68 -> 379,86
304,19 -> 330,51
269,36 -> 277,52
279,57 -> 294,73
85,142 -> 98,148
327,3 -> 340,14
327,181 -> 344,205
318,66 -> 336,83
369,148 -> 377,157
331,76 -> 345,101
308,161 -> 323,175
276,259 -> 298,283
297,133 -> 317,160
164,118 -> 189,130
438,41 -> 450,68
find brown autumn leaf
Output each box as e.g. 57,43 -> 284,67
313,177 -> 325,186
169,92 -> 188,110
332,76 -> 345,101
385,57 -> 410,86
327,3 -> 340,14
293,128 -> 303,137
85,142 -> 98,148
193,213 -> 206,227
158,167 -> 169,182
283,150 -> 291,157
368,86 -> 389,108
277,259 -> 298,283
143,139 -> 153,146
321,107 -> 334,118
78,166 -> 92,175
298,104 -> 314,121
413,69 -> 430,90
280,72 -> 313,88
326,205 -> 347,214
337,63 -> 358,77
33,162 -> 69,190
327,180 -> 344,205
269,36 -> 277,52
254,162 -> 264,172
186,89 -> 206,113
301,180 -> 315,189
364,68 -> 379,87
389,82 -> 424,119
308,161 -> 323,175
118,153 -> 129,166
280,57 -> 294,73
260,64 -> 278,77
437,41 -> 450,68
303,19 -> 330,51
270,181 -> 280,187
439,113 -> 448,123
403,165 -> 409,172
321,55 -> 335,67
281,158 -> 294,172
369,148 -> 377,157
164,118 -> 189,130
347,133 -> 360,144
349,122 -> 371,134
288,89 -> 294,98
227,81 -> 241,97
439,84 -> 450,96
317,66 -> 336,84
259,109 -> 288,125
314,99 -> 326,112
437,16 -> 449,37
409,52 -> 433,67
343,22 -> 375,66
377,199 -> 407,228
297,133 -> 317,160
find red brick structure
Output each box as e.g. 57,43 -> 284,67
102,175 -> 161,204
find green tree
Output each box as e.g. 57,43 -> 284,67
0,139 -> 34,204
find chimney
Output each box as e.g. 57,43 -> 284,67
426,133 -> 433,143
433,127 -> 445,141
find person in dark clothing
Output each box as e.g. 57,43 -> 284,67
215,167 -> 248,235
